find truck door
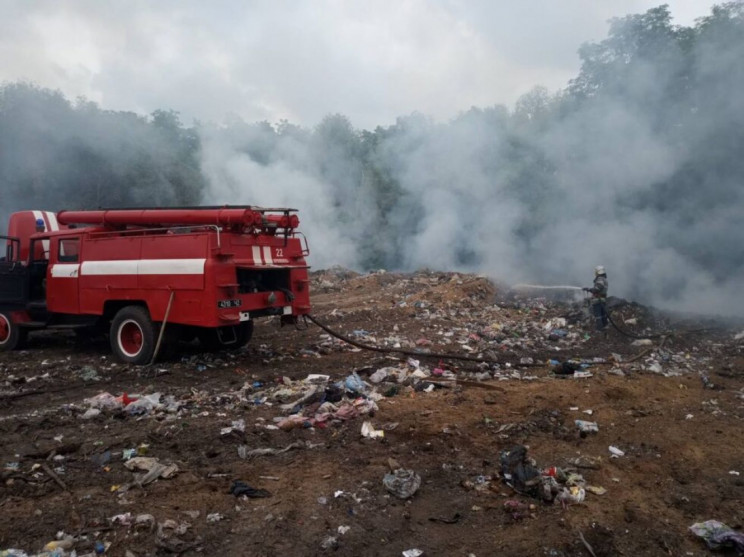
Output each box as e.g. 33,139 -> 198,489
47,237 -> 80,314
0,237 -> 28,308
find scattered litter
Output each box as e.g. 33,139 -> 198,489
383,469 -> 421,499
503,500 -> 534,520
361,421 -> 385,439
555,486 -> 585,506
689,520 -> 744,552
229,480 -> 271,498
238,440 -> 319,459
608,446 -> 625,458
320,536 -> 338,550
575,420 -> 599,434
124,457 -> 179,485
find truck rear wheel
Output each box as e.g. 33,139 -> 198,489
0,312 -> 27,351
199,321 -> 253,352
110,306 -> 156,364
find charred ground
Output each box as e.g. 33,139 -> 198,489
1,269 -> 743,556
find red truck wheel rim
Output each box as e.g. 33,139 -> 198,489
118,320 -> 144,357
0,315 -> 10,344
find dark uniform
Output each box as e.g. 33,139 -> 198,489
584,267 -> 608,330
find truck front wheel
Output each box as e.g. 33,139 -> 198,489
0,312 -> 27,351
110,306 -> 156,365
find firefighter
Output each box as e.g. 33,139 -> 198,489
583,265 -> 608,331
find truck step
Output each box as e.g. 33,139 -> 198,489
19,321 -> 47,328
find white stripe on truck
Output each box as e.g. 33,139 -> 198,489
51,264 -> 80,278
80,259 -> 206,275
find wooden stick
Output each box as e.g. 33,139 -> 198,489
40,462 -> 68,492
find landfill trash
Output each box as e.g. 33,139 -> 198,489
85,392 -> 124,410
110,513 -> 134,526
555,486 -> 585,506
43,537 -> 75,551
320,536 -> 338,550
503,499 -> 535,520
573,371 -> 593,379
646,361 -> 663,374
575,420 -> 599,435
499,445 -> 541,496
631,339 -> 654,346
207,513 -> 225,523
689,520 -> 744,552
124,457 -> 179,485
428,512 -> 462,524
90,451 -> 112,467
700,372 -> 715,389
369,368 -> 389,383
337,525 -> 350,535
608,446 -> 625,458
344,372 -> 367,394
585,485 -> 607,495
402,550 -> 424,557
134,514 -> 156,530
125,392 -> 164,415
551,361 -> 580,375
361,421 -> 385,439
229,480 -> 271,498
221,419 -> 246,435
383,468 -> 421,499
82,408 -> 102,419
237,440 -> 318,459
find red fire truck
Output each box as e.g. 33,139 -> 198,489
0,207 -> 311,364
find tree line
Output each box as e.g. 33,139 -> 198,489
1,3 -> 742,310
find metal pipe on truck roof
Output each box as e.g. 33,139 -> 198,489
56,208 -> 261,227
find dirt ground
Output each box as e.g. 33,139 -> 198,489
1,269 -> 743,557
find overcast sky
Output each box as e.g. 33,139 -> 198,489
0,0 -> 719,129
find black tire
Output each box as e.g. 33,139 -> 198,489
199,321 -> 253,352
0,311 -> 27,351
110,306 -> 156,365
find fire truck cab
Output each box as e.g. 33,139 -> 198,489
0,207 -> 311,364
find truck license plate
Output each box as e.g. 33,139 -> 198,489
217,299 -> 242,308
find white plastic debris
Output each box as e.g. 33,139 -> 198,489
361,421 -> 385,439
609,446 -> 625,458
